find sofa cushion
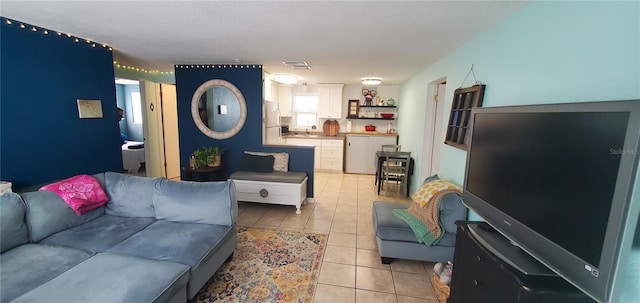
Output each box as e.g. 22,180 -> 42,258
373,201 -> 464,244
106,220 -> 234,269
11,253 -> 190,303
439,192 -> 466,234
39,174 -> 109,215
373,201 -> 422,243
104,171 -> 157,217
153,179 -> 237,226
39,214 -> 156,252
0,244 -> 94,302
0,193 -> 29,253
21,190 -> 105,242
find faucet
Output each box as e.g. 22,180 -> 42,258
305,128 -> 309,135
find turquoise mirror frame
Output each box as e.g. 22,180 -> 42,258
191,79 -> 247,139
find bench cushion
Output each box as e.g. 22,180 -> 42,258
230,171 -> 307,184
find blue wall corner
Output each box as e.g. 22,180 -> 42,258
175,65 -> 315,197
0,19 -> 123,189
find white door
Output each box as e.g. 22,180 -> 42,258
140,81 -> 164,178
422,79 -> 447,177
160,84 -> 180,180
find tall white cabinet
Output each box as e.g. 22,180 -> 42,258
317,84 -> 344,119
278,85 -> 292,117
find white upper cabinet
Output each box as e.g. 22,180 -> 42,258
278,84 -> 292,117
264,78 -> 279,102
317,84 -> 344,119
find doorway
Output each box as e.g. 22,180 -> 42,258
116,79 -> 180,179
421,77 -> 447,177
116,78 -> 147,176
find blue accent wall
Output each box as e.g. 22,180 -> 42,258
0,19 -> 122,189
174,65 -> 315,197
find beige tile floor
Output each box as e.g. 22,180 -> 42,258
236,172 -> 441,303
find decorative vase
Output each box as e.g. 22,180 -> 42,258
387,98 -> 395,106
208,155 -> 222,167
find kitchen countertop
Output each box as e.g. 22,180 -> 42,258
283,131 -> 397,140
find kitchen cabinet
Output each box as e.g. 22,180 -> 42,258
285,138 -> 321,169
285,137 -> 344,172
345,134 -> 397,174
264,78 -> 279,102
278,84 -> 292,117
320,139 -> 344,172
317,84 -> 344,119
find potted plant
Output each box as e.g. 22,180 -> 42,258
192,146 -> 224,168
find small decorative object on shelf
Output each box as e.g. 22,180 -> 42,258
362,88 -> 377,106
347,99 -> 360,118
387,98 -> 395,106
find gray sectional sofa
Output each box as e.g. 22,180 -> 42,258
0,172 -> 238,303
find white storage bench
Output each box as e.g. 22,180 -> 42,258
230,171 -> 308,214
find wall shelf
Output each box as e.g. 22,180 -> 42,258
359,105 -> 397,108
346,117 -> 395,120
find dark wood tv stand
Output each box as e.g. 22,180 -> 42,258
449,221 -> 594,303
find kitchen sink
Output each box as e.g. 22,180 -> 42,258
289,134 -> 320,138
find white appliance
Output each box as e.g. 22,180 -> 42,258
345,134 -> 397,174
264,100 -> 282,144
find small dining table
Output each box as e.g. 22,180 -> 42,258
375,150 -> 414,196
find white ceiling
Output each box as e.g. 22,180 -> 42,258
1,0 -> 530,85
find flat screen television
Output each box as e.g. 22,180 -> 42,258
462,100 -> 640,303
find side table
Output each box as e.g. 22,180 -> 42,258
182,166 -> 226,182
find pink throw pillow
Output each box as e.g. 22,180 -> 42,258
40,175 -> 109,215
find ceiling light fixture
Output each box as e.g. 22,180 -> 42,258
273,74 -> 299,84
361,77 -> 382,86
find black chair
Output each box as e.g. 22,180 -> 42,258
380,151 -> 411,196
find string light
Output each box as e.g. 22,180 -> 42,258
3,17 -> 113,52
113,61 -> 174,75
174,64 -> 262,69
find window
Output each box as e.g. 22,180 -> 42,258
294,95 -> 318,127
131,92 -> 143,124
444,84 -> 485,150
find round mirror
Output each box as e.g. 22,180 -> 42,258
191,79 -> 247,139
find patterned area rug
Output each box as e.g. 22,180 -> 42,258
192,228 -> 327,303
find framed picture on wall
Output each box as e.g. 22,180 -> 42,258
77,99 -> 103,118
347,99 -> 360,118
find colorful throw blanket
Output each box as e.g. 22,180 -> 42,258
392,179 -> 462,246
392,208 -> 442,245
